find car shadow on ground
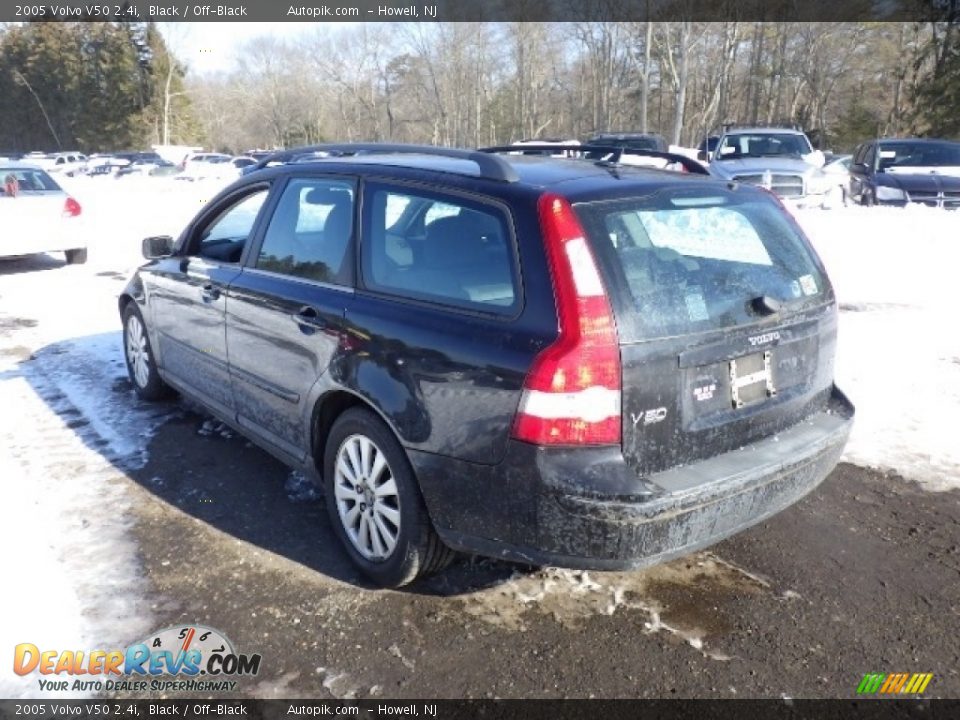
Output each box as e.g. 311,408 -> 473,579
11,330 -> 526,597
0,253 -> 66,275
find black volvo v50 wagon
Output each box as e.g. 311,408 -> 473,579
120,143 -> 854,587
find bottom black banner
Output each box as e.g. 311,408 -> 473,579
1,700 -> 958,720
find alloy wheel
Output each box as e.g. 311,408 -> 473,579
333,434 -> 401,561
125,314 -> 150,389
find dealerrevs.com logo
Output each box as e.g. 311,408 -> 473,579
14,625 -> 262,693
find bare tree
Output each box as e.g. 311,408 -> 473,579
183,21 -> 931,154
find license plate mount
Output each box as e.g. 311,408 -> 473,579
730,351 -> 777,408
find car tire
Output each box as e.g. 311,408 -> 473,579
324,408 -> 455,587
122,303 -> 173,401
65,248 -> 87,264
862,189 -> 875,207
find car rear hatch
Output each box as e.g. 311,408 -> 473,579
574,185 -> 838,478
2,191 -> 72,248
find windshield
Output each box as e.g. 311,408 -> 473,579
878,142 -> 960,169
576,189 -> 828,340
716,133 -> 812,160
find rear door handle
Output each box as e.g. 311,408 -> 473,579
201,283 -> 221,303
294,306 -> 326,334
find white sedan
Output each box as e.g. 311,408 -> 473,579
0,163 -> 87,264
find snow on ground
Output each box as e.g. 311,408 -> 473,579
0,175 -> 232,698
1,174 -> 958,694
0,263 -> 181,698
59,174 -> 232,272
795,206 -> 960,491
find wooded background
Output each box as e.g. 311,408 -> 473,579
1,20 -> 958,155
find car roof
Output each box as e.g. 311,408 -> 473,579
723,128 -> 806,135
257,152 -> 722,199
590,132 -> 664,138
1,161 -> 53,170
876,137 -> 960,145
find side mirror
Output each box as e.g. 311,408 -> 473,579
142,235 -> 174,259
851,162 -> 869,175
697,150 -> 709,162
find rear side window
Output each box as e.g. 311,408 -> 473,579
257,178 -> 355,285
360,184 -> 518,314
577,189 -> 828,340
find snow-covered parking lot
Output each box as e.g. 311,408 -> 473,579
2,175 -> 959,699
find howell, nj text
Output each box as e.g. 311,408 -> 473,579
373,5 -> 437,17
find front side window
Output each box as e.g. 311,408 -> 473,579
361,185 -> 517,313
195,189 -> 269,263
256,178 -> 355,285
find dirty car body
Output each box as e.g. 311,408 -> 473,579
120,144 -> 853,585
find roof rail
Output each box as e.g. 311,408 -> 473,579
252,143 -> 519,182
721,122 -> 803,132
478,144 -> 709,176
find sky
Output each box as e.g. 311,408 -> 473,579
160,22 -> 326,76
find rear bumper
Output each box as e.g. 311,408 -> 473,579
0,238 -> 86,257
413,385 -> 854,569
782,191 -> 829,210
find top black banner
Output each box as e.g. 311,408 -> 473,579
0,0 -> 957,22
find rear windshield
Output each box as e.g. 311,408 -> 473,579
1,167 -> 61,193
576,188 -> 828,340
587,136 -> 662,154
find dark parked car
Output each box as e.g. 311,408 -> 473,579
585,132 -> 669,153
116,155 -> 177,177
849,138 -> 960,208
696,135 -> 720,161
120,143 -> 853,587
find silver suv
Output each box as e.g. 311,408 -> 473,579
708,127 -> 835,207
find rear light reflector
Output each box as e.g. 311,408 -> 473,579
511,194 -> 622,446
63,197 -> 82,217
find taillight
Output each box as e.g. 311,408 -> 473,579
511,194 -> 622,446
63,197 -> 82,217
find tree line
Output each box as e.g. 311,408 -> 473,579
0,21 -> 194,153
1,20 -> 958,155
